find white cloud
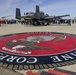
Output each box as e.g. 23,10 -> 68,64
40,0 -> 76,18
0,0 -> 20,11
41,0 -> 76,11
32,0 -> 46,3
0,0 -> 23,19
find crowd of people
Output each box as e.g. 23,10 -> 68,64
50,19 -> 71,25
0,20 -> 17,24
0,19 -> 18,26
0,19 -> 72,27
20,19 -> 71,25
72,19 -> 76,24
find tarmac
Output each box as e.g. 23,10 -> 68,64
0,23 -> 76,74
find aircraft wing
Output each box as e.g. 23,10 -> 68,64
16,15 -> 37,19
1,15 -> 12,18
45,14 -> 70,19
53,14 -> 70,18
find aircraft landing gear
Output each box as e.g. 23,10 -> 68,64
32,19 -> 50,26
32,21 -> 38,26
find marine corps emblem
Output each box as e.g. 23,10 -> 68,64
0,32 -> 76,70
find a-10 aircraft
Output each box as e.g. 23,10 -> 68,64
16,5 -> 70,26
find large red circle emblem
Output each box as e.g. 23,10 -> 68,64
0,32 -> 76,70
0,32 -> 76,56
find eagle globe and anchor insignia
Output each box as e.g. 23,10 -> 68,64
0,32 -> 76,70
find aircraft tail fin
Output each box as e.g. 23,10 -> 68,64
36,5 -> 40,13
16,8 -> 21,19
35,5 -> 40,18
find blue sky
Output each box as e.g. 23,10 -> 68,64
0,0 -> 76,19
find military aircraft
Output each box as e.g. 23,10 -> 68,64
16,5 -> 70,26
0,15 -> 12,20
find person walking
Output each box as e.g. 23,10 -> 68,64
68,19 -> 71,26
0,20 -> 1,27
